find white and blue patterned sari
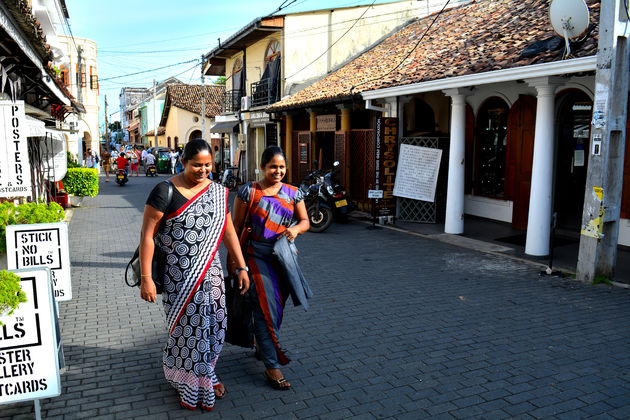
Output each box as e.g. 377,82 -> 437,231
158,181 -> 228,410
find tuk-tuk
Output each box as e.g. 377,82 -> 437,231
153,147 -> 172,173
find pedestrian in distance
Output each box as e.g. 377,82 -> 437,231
101,150 -> 112,182
84,148 -> 99,169
229,146 -> 311,391
129,147 -> 140,176
213,145 -> 221,180
139,138 -> 250,411
169,148 -> 178,175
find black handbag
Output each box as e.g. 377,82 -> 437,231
225,274 -> 253,348
125,181 -> 173,294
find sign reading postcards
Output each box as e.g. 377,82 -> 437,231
6,223 -> 72,301
0,101 -> 32,198
0,268 -> 61,404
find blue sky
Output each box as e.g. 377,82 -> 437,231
64,0 -> 399,131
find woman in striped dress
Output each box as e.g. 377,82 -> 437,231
140,139 -> 250,410
230,146 -> 310,390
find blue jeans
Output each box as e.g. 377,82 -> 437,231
248,279 -> 282,369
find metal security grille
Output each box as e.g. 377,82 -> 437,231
397,136 -> 449,223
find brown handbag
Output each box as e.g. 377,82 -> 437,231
238,182 -> 258,250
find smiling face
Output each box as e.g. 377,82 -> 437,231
261,153 -> 286,185
183,149 -> 213,185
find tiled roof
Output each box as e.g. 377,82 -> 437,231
166,84 -> 225,117
269,0 -> 600,111
145,127 -> 166,136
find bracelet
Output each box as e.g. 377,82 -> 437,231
141,274 -> 152,277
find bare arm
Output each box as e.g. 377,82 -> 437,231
139,204 -> 163,303
282,200 -> 310,241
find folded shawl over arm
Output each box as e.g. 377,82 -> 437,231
272,236 -> 313,310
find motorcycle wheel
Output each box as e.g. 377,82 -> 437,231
308,205 -> 333,233
226,176 -> 237,191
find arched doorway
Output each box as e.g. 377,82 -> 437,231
475,97 -> 509,198
554,90 -> 592,230
189,130 -> 201,141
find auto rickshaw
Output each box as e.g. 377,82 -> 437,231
153,147 -> 171,173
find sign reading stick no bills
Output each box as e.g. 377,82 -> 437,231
0,268 -> 61,405
6,223 -> 72,301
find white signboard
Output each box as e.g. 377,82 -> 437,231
393,144 -> 442,202
0,101 -> 32,198
0,268 -> 61,404
368,189 -> 384,199
44,132 -> 68,182
6,223 -> 72,301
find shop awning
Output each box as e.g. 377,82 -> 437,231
210,120 -> 239,133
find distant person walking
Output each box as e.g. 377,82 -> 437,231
229,146 -> 311,390
169,148 -> 178,175
101,150 -> 112,182
84,148 -> 99,170
139,139 -> 249,411
213,145 -> 221,180
129,147 -> 140,176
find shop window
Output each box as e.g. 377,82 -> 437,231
76,64 -> 86,87
476,97 -> 509,198
167,136 -> 171,148
59,65 -> 69,87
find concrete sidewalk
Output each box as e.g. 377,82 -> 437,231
2,174 -> 630,419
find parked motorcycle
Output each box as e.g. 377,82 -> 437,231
300,161 -> 353,233
116,169 -> 128,186
221,166 -> 240,191
145,164 -> 157,177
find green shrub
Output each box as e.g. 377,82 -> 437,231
63,168 -> 99,197
0,270 -> 27,324
0,201 -> 65,253
67,151 -> 81,168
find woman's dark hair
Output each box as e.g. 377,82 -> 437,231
260,146 -> 286,167
181,138 -> 211,161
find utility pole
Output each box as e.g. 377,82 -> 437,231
201,56 -> 206,140
104,95 -> 109,150
577,0 -> 629,282
153,79 -> 158,148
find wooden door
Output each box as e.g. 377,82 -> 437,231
506,95 -> 537,230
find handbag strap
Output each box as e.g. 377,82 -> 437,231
161,180 -> 174,227
238,182 -> 258,248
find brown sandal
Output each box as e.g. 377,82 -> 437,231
264,371 -> 291,390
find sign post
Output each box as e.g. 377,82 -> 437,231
0,100 -> 32,198
6,223 -> 72,301
367,189 -> 384,229
0,268 -> 61,416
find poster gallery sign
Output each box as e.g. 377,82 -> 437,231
374,117 -> 398,217
6,223 -> 72,301
0,268 -> 61,404
0,101 -> 32,198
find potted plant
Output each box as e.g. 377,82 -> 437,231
0,270 -> 27,323
63,168 -> 99,206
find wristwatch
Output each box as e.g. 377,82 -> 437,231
235,267 -> 249,275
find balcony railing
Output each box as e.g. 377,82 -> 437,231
223,90 -> 242,113
251,78 -> 278,108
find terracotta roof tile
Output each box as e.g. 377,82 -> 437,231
166,83 -> 225,117
269,0 -> 600,112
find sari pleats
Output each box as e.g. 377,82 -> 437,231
159,182 -> 228,409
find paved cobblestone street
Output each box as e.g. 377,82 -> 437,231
2,174 -> 630,419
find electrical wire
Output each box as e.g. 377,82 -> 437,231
284,0 -> 378,80
350,0 -> 451,93
99,59 -> 198,82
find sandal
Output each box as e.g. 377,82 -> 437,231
213,383 -> 226,399
264,371 -> 291,390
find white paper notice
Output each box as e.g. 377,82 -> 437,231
393,144 -> 442,202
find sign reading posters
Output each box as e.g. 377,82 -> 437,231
374,117 -> 398,216
0,101 -> 32,198
0,268 -> 61,404
6,223 -> 72,301
393,144 -> 442,202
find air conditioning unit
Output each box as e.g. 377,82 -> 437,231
241,96 -> 251,111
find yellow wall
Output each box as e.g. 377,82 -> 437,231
226,34 -> 281,97
163,106 -> 218,146
283,1 -> 418,90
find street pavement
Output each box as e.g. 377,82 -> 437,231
2,172 -> 630,419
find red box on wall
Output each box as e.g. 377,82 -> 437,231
53,192 -> 69,208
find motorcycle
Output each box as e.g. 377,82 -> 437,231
116,169 -> 128,186
145,164 -> 157,177
221,166 -> 240,191
300,161 -> 353,233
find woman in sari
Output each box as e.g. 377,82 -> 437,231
139,139 -> 250,411
230,146 -> 310,390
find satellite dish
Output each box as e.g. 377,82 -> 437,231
549,0 -> 590,57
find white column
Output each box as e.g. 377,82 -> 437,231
525,78 -> 558,256
443,89 -> 469,234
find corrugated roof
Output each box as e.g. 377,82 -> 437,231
268,0 -> 600,112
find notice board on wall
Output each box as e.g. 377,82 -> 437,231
393,144 -> 442,203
